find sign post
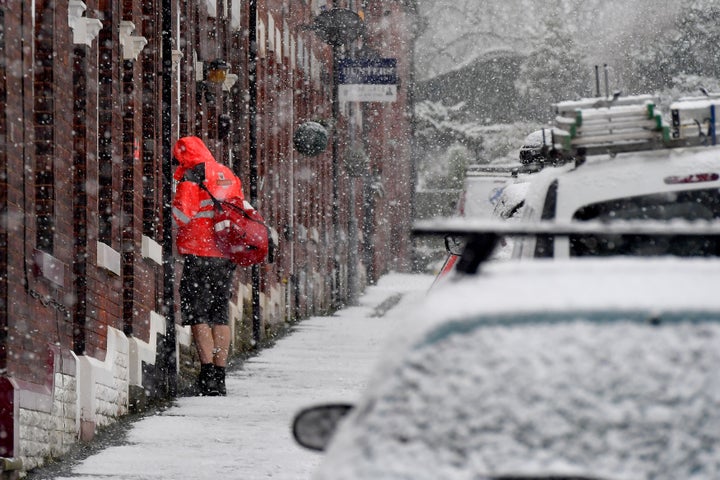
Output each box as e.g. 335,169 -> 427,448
310,8 -> 364,307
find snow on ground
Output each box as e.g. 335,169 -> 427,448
33,273 -> 434,480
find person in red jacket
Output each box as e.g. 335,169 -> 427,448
172,136 -> 245,396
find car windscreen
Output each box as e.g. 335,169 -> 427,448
570,188 -> 720,256
316,311 -> 720,480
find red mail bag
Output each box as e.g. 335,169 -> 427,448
213,196 -> 269,267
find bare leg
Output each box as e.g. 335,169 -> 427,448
212,325 -> 231,367
191,324 -> 215,364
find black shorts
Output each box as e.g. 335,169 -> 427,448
179,255 -> 236,326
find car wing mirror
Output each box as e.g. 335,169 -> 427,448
292,403 -> 353,452
444,234 -> 465,256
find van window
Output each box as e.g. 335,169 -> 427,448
570,188 -> 720,256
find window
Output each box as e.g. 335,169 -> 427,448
98,23 -> 114,245
34,4 -> 55,252
571,188 -> 720,257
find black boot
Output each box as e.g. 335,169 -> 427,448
198,363 -> 220,396
214,365 -> 226,396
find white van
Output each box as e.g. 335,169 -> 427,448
513,95 -> 720,259
513,145 -> 720,258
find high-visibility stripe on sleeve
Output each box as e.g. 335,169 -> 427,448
194,210 -> 215,219
200,199 -> 215,208
173,207 -> 191,224
214,219 -> 232,232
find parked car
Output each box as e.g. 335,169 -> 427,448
460,165 -> 528,220
433,165 -> 534,284
293,223 -> 720,480
518,128 -> 557,165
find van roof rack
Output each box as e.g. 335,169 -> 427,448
414,217 -> 720,237
548,94 -> 719,164
413,217 -> 720,274
552,96 -> 668,158
669,97 -> 720,144
553,94 -> 657,116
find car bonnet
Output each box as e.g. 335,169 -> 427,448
312,258 -> 720,480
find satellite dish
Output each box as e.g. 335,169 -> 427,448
312,8 -> 364,47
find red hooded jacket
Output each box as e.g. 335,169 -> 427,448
172,136 -> 245,257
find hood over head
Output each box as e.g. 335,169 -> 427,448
173,136 -> 216,180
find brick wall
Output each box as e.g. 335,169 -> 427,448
0,0 -> 418,474
361,0 -> 418,279
0,6 -> 8,374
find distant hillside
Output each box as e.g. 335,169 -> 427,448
414,50 -> 526,124
414,0 -> 682,84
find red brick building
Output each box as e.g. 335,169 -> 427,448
0,0 -> 418,474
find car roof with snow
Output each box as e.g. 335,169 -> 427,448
520,144 -> 720,221
311,257 -> 720,480
459,165 -> 528,219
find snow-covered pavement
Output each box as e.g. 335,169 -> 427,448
30,273 -> 434,480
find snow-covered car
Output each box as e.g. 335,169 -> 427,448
460,165 -> 526,220
518,127 -> 557,165
432,165 -> 534,285
491,180 -> 532,220
293,234 -> 720,479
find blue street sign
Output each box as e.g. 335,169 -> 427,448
338,58 -> 397,85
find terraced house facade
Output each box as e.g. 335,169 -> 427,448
0,0 -> 419,475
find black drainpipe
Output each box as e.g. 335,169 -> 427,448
161,0 -> 177,396
248,1 -> 261,345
